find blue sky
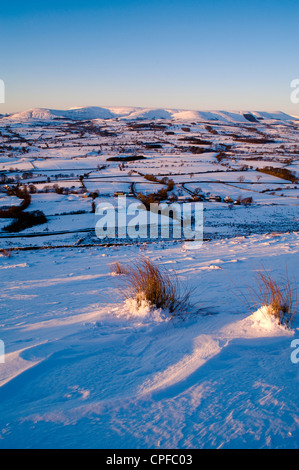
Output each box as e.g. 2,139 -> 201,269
0,0 -> 298,114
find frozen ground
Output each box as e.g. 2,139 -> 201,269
0,232 -> 298,448
0,107 -> 298,448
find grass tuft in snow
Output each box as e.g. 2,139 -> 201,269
116,257 -> 197,318
1,248 -> 12,258
109,261 -> 128,276
252,269 -> 298,327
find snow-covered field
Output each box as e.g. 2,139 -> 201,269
0,232 -> 298,448
0,107 -> 298,448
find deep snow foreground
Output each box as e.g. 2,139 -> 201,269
0,232 -> 298,448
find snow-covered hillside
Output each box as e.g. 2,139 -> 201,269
2,106 -> 298,123
0,232 -> 298,448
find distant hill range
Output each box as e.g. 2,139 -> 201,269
1,106 -> 298,123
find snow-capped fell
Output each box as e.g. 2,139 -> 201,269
64,106 -> 116,120
122,108 -> 174,120
3,106 -> 299,123
6,108 -> 66,120
250,111 -> 298,122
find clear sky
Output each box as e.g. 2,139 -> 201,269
0,0 -> 298,114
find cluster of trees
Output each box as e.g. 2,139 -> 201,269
138,176 -> 175,210
257,167 -> 298,183
0,186 -> 31,218
143,175 -> 174,191
0,185 -> 47,232
3,210 -> 47,233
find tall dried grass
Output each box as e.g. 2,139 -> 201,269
114,257 -> 196,318
254,269 -> 297,327
225,266 -> 297,328
109,261 -> 128,275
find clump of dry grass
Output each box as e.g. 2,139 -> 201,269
226,266 -> 297,328
109,261 -> 128,276
115,257 -> 196,318
252,269 -> 297,327
1,249 -> 12,258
